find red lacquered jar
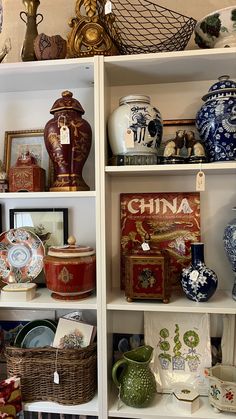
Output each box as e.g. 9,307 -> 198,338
44,90 -> 92,191
44,236 -> 96,300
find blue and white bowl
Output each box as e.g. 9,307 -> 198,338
196,75 -> 236,162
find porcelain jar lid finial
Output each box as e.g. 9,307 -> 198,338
48,236 -> 95,258
202,75 -> 236,100
50,90 -> 85,115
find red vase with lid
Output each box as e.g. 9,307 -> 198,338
44,90 -> 92,191
44,235 -> 96,300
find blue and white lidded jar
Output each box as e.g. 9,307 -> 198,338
196,75 -> 236,162
181,243 -> 218,302
223,208 -> 236,301
108,95 -> 163,159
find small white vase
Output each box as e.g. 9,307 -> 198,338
108,95 -> 163,157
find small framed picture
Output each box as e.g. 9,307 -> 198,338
159,118 -> 198,158
4,129 -> 52,189
9,208 -> 68,252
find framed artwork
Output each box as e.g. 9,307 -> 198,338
4,129 -> 52,189
159,118 -> 198,157
9,208 -> 68,252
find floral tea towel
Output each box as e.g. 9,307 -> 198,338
144,312 -> 211,395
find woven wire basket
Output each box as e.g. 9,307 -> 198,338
5,343 -> 97,405
98,0 -> 196,54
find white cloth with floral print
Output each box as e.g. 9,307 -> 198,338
144,312 -> 211,395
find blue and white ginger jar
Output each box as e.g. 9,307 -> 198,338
181,243 -> 218,302
108,95 -> 163,157
196,75 -> 236,162
223,208 -> 236,300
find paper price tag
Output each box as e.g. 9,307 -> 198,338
141,242 -> 150,251
125,129 -> 134,148
105,0 -> 112,15
196,170 -> 205,191
60,125 -> 70,144
54,371 -> 60,384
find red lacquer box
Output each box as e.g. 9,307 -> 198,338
125,241 -> 171,303
8,152 -> 45,192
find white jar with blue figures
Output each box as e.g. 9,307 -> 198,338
108,95 -> 163,164
196,75 -> 236,162
181,243 -> 218,302
223,208 -> 236,301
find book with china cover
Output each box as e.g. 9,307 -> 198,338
120,192 -> 201,290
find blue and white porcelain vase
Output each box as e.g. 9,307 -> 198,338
196,75 -> 236,162
223,208 -> 236,301
108,95 -> 163,160
181,243 -> 218,302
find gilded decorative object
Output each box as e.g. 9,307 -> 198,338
20,0 -> 43,61
44,90 -> 92,191
67,0 -> 118,57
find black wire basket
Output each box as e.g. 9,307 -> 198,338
98,0 -> 197,55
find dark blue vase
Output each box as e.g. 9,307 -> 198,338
181,243 -> 218,302
196,75 -> 236,162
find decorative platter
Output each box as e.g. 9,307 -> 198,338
14,319 -> 57,348
0,228 -> 45,283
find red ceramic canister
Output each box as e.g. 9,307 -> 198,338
44,236 -> 96,300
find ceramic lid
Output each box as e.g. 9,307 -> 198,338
50,90 -> 85,114
47,236 -> 95,258
202,75 -> 236,101
119,95 -> 150,106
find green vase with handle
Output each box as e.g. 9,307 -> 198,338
112,345 -> 156,408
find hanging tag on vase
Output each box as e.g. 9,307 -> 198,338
141,242 -> 150,251
125,129 -> 134,148
60,125 -> 70,144
196,170 -> 205,191
105,1 -> 112,15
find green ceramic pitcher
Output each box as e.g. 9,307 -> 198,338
112,345 -> 156,407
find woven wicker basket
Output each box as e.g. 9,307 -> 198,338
5,343 -> 97,405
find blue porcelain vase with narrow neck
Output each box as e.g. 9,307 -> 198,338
223,208 -> 236,301
181,243 -> 218,302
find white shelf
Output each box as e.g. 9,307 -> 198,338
104,47 -> 236,85
24,394 -> 98,415
0,287 -> 97,309
109,390 -> 234,419
0,57 -> 95,93
105,162 -> 236,176
107,289 -> 236,314
0,191 -> 96,199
